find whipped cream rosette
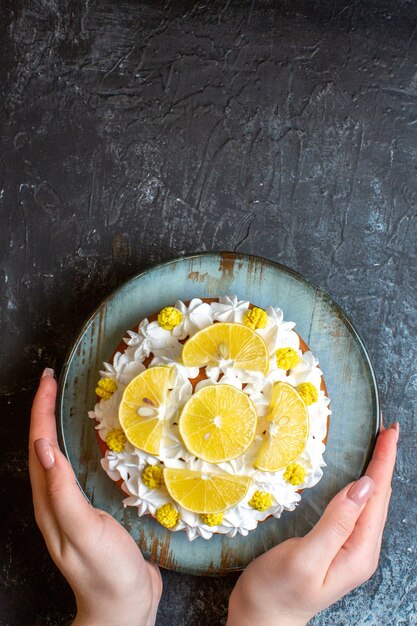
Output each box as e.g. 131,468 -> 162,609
89,296 -> 331,541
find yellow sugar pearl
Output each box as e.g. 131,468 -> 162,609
284,463 -> 306,486
105,428 -> 126,452
157,306 -> 183,330
297,382 -> 318,406
156,503 -> 180,529
96,377 -> 118,400
142,464 -> 165,489
276,347 -> 300,370
200,512 -> 224,527
248,491 -> 273,511
244,307 -> 268,330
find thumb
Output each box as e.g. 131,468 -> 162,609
303,475 -> 376,569
34,437 -> 97,539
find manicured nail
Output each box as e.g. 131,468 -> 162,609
34,438 -> 55,469
388,422 -> 399,442
41,367 -> 54,379
347,476 -> 375,506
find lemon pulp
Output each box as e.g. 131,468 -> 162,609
118,366 -> 171,455
254,381 -> 309,471
164,468 -> 250,513
179,383 -> 258,463
181,322 -> 269,374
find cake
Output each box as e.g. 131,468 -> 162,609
88,295 -> 330,541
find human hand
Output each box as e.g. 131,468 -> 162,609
227,423 -> 398,626
29,368 -> 162,626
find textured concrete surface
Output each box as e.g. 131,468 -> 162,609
1,1 -> 416,625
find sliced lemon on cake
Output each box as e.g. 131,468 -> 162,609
181,322 -> 269,374
164,468 -> 250,513
254,381 -> 309,471
179,384 -> 257,463
118,366 -> 171,455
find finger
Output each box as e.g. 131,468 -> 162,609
33,437 -> 98,543
326,487 -> 393,592
303,475 -> 375,571
365,424 -> 398,488
338,426 -> 398,555
145,562 -> 163,624
29,369 -> 98,544
30,369 -> 58,445
324,427 -> 398,590
371,486 -> 392,564
29,370 -> 59,523
146,561 -> 163,598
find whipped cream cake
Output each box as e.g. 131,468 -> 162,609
88,296 -> 330,541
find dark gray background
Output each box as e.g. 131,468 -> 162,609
1,1 -> 416,624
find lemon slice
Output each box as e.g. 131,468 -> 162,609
118,366 -> 171,454
164,468 -> 250,513
179,384 -> 257,463
254,381 -> 309,471
181,322 -> 269,374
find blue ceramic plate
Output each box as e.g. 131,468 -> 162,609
58,252 -> 379,576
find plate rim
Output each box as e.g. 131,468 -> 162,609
57,251 -> 381,572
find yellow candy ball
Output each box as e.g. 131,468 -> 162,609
248,490 -> 273,511
142,464 -> 165,489
244,307 -> 268,330
200,512 -> 224,526
276,347 -> 300,370
297,382 -> 318,406
157,307 -> 183,330
105,428 -> 126,452
96,377 -> 118,400
156,503 -> 180,528
283,463 -> 306,486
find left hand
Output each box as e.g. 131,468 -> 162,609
227,423 -> 398,626
29,368 -> 162,626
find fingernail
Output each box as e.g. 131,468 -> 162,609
347,476 -> 375,506
388,422 -> 400,442
41,367 -> 54,379
34,438 -> 55,469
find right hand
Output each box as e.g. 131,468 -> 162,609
29,369 -> 162,626
227,423 -> 398,626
